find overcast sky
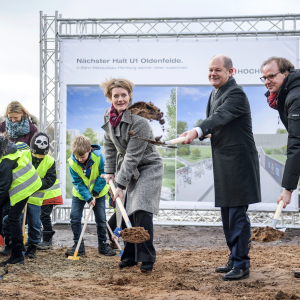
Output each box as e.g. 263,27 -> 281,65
1,0 -> 300,119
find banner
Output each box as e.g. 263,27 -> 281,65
60,37 -> 299,211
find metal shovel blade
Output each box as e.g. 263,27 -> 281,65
271,218 -> 286,232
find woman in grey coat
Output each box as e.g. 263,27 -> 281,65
101,78 -> 164,272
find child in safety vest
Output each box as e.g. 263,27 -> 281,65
16,140 -> 63,250
1,133 -> 58,259
0,134 -> 42,266
66,135 -> 116,257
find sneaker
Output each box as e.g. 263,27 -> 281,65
25,244 -> 37,259
37,231 -> 55,250
98,243 -> 116,256
0,240 -> 24,266
65,244 -> 85,257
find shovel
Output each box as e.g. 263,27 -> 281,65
138,134 -> 212,147
271,200 -> 286,232
106,221 -> 123,257
68,199 -> 94,261
22,204 -> 28,245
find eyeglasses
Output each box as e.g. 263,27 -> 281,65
260,72 -> 282,83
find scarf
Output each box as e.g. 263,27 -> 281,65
5,117 -> 30,139
109,104 -> 123,129
267,79 -> 286,110
267,92 -> 278,110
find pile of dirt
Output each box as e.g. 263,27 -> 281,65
275,290 -> 300,299
128,101 -> 165,125
251,226 -> 285,243
120,227 -> 150,243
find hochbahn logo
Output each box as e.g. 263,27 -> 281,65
232,68 -> 262,75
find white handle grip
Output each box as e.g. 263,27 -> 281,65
165,137 -> 186,145
22,204 -> 27,236
274,200 -> 284,220
108,179 -> 132,228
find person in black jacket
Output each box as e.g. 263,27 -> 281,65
180,55 -> 261,281
261,57 -> 300,278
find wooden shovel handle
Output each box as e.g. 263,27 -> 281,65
22,204 -> 27,236
274,200 -> 284,220
74,200 -> 94,254
106,222 -> 122,251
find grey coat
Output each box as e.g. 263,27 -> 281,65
198,77 -> 261,207
102,108 -> 164,223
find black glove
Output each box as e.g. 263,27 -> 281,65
92,190 -> 99,197
87,197 -> 93,204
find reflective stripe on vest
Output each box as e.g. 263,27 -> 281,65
68,152 -> 108,201
43,178 -> 62,200
5,151 -> 42,206
23,150 -> 55,206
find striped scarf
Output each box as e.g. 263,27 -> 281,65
5,117 -> 30,139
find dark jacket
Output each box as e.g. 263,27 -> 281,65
0,142 -> 18,203
198,76 -> 261,207
0,119 -> 38,145
265,68 -> 300,190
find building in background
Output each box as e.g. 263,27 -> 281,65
67,129 -> 80,140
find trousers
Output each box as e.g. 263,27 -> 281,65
221,205 -> 251,270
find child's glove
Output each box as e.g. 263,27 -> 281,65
113,227 -> 122,238
108,190 -> 116,209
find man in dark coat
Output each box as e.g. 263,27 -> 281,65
181,54 -> 261,281
261,57 -> 300,278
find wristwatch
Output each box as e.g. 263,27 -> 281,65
285,188 -> 294,193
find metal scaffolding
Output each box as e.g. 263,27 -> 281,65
40,12 -> 300,226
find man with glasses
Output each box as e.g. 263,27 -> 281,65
180,54 -> 261,281
261,57 -> 300,278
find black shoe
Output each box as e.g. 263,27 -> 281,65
25,244 -> 37,259
37,231 -> 55,250
65,243 -> 85,257
0,238 -> 12,256
294,271 -> 300,278
222,267 -> 249,281
140,262 -> 154,272
98,243 -> 116,256
119,260 -> 138,269
216,259 -> 233,273
0,239 -> 24,266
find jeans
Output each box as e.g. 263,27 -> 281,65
1,198 -> 28,242
41,205 -> 54,231
4,203 -> 42,244
70,196 -> 107,247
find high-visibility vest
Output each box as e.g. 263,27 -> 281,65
68,152 -> 109,201
43,177 -> 62,201
22,150 -> 56,206
0,151 -> 42,206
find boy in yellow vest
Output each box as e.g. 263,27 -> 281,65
0,134 -> 42,266
1,133 -> 57,259
66,135 -> 116,257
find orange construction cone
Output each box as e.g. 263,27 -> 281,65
0,235 -> 4,246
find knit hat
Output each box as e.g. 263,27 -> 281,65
16,142 -> 30,151
30,132 -> 50,155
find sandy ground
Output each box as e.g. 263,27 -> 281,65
1,225 -> 300,299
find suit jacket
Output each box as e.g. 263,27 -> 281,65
102,108 -> 164,222
198,76 -> 261,207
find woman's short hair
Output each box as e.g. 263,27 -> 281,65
261,57 -> 295,73
100,78 -> 134,102
4,101 -> 31,118
71,135 -> 91,156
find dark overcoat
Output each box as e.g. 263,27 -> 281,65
265,69 -> 300,190
198,76 -> 261,207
